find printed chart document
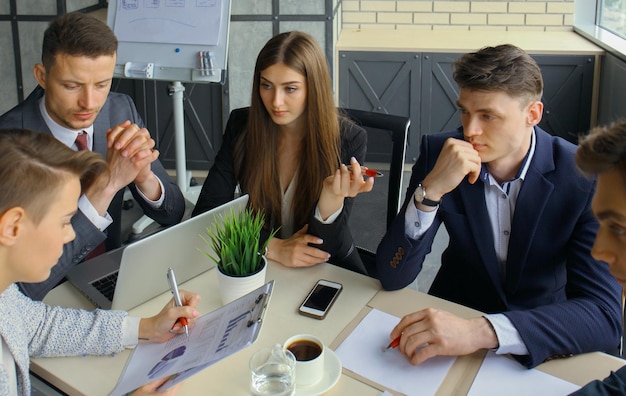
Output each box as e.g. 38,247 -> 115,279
110,281 -> 273,396
468,351 -> 581,395
335,308 -> 456,395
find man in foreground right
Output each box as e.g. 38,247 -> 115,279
573,120 -> 626,394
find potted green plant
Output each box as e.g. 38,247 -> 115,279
200,206 -> 277,304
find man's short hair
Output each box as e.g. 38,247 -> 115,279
453,44 -> 543,105
576,120 -> 626,181
0,129 -> 106,225
42,12 -> 118,70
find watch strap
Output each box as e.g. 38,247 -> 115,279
414,183 -> 441,207
414,194 -> 440,207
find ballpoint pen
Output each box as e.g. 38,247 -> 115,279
167,267 -> 189,336
385,335 -> 401,351
346,165 -> 384,178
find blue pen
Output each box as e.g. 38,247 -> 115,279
207,51 -> 215,77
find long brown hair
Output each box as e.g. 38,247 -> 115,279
234,31 -> 341,231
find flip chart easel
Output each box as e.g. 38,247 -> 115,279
107,0 -> 231,207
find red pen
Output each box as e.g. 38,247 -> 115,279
347,165 -> 384,178
385,335 -> 401,351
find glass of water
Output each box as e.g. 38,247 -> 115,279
250,344 -> 296,396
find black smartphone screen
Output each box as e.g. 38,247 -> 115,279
303,284 -> 340,311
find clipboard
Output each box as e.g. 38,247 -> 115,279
110,281 -> 274,396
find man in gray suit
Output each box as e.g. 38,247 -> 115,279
0,12 -> 186,300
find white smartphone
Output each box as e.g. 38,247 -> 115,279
298,279 -> 343,320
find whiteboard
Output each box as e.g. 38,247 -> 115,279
107,0 -> 231,83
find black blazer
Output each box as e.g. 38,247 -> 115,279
0,87 -> 186,300
192,107 -> 368,274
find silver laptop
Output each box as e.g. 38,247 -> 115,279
66,195 -> 249,310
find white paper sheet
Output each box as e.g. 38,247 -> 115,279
335,309 -> 456,396
468,351 -> 581,395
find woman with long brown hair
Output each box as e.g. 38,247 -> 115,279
193,31 -> 373,274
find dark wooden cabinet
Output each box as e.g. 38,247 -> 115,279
339,50 -> 595,162
597,52 -> 626,125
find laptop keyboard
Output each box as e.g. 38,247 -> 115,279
90,272 -> 119,301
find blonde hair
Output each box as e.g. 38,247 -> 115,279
0,129 -> 106,224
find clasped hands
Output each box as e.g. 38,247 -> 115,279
85,121 -> 162,213
105,120 -> 161,194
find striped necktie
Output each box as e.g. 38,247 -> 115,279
75,132 -> 88,151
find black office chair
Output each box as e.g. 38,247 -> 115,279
341,108 -> 410,278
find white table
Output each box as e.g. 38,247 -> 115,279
35,261 -> 625,395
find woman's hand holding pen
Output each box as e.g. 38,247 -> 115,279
389,308 -> 499,366
318,157 -> 375,220
138,290 -> 201,343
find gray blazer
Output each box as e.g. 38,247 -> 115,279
0,87 -> 186,300
0,284 -> 127,395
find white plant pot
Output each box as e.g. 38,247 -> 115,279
216,256 -> 267,305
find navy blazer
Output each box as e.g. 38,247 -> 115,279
0,87 -> 186,300
376,127 -> 621,368
572,365 -> 626,395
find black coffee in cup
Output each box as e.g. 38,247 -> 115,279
286,340 -> 322,361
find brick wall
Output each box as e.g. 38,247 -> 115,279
342,0 -> 575,31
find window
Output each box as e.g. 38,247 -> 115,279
575,0 -> 626,60
598,0 -> 626,40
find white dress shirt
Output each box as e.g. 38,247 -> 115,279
38,96 -> 165,232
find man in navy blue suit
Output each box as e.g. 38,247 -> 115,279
376,44 -> 621,368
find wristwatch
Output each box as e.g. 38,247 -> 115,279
414,183 -> 440,207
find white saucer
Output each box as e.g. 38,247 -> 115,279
295,349 -> 342,396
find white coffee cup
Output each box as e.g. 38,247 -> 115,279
284,334 -> 325,387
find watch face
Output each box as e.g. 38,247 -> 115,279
416,185 -> 426,202
415,184 -> 439,207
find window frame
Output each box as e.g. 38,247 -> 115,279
575,0 -> 626,61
